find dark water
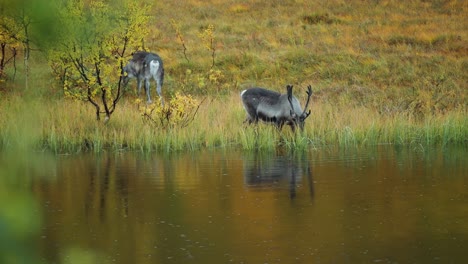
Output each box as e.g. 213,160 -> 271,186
1,146 -> 467,263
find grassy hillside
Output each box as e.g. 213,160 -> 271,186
0,0 -> 466,152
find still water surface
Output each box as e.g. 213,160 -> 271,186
3,146 -> 468,263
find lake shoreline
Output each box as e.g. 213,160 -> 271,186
1,93 -> 466,154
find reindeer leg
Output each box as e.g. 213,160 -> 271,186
145,78 -> 152,104
290,123 -> 296,133
149,59 -> 164,106
276,120 -> 285,131
137,77 -> 143,96
155,76 -> 164,107
243,116 -> 256,126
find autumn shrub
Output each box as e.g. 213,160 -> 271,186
136,92 -> 201,129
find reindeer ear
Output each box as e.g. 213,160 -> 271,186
300,110 -> 311,122
290,109 -> 296,118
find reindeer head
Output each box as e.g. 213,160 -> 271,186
287,85 -> 313,131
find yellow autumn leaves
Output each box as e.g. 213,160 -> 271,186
136,93 -> 200,129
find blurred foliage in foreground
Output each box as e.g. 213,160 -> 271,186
0,151 -> 44,264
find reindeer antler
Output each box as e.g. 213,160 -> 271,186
301,85 -> 313,118
286,85 -> 296,115
286,85 -> 293,99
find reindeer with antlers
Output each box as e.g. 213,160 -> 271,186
240,84 -> 313,132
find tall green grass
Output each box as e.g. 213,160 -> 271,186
0,92 -> 465,153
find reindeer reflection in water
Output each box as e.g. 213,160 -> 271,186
243,152 -> 314,199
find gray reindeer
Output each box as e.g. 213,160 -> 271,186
123,51 -> 164,105
240,84 -> 313,131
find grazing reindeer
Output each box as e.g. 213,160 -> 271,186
240,84 -> 313,131
123,51 -> 165,105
